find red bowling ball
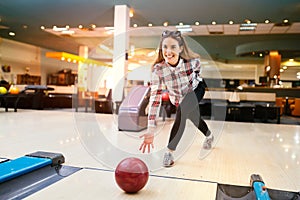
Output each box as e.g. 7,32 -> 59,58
115,157 -> 149,193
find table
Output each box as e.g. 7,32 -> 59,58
212,103 -> 281,124
213,103 -> 255,122
254,104 -> 281,124
0,85 -> 54,111
283,97 -> 295,115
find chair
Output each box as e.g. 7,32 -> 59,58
290,98 -> 300,117
275,97 -> 284,115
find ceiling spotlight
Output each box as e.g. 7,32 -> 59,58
245,19 -> 251,24
90,24 -> 96,29
283,19 -> 289,23
163,22 -> 168,26
148,23 -> 153,27
195,21 -> 200,26
40,26 -> 45,30
229,21 -> 234,25
211,21 -> 217,25
129,9 -> 134,18
265,19 -> 270,24
133,24 -> 138,28
8,32 -> 15,36
178,22 -> 184,26
78,25 -> 83,29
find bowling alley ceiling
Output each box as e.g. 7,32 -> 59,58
0,0 -> 300,63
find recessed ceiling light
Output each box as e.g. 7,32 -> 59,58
129,9 -> 134,17
148,23 -> 153,27
229,21 -> 234,24
9,32 -> 15,36
245,19 -> 251,24
133,24 -> 138,27
40,26 -> 45,30
283,19 -> 289,23
265,19 -> 270,24
195,21 -> 200,25
78,25 -> 83,29
90,24 -> 96,29
163,22 -> 168,26
211,21 -> 217,25
178,22 -> 184,26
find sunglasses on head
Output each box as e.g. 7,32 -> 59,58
162,30 -> 181,37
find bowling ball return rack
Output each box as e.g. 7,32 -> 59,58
0,151 -> 81,199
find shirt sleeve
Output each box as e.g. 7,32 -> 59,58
193,58 -> 201,74
147,66 -> 163,129
191,58 -> 203,89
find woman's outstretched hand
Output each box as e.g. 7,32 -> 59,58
139,133 -> 154,153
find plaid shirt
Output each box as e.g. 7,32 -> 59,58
148,58 -> 202,127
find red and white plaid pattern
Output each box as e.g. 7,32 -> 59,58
148,58 -> 202,127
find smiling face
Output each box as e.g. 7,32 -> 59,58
162,37 -> 183,65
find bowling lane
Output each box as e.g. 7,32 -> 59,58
0,110 -> 103,169
26,168 -> 218,200
1,109 -> 299,198
152,121 -> 300,192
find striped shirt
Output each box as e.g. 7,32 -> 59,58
148,58 -> 203,127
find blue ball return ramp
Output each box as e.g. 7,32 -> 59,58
0,151 -> 81,199
216,174 -> 300,200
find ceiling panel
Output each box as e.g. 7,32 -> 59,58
0,0 -> 299,62
287,23 -> 300,33
255,23 -> 274,34
223,24 -> 240,35
270,26 -> 290,34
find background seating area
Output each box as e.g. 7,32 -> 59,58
290,98 -> 300,117
200,90 -> 280,123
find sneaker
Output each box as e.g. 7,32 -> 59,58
203,135 -> 214,150
163,152 -> 174,167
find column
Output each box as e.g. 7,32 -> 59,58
112,5 -> 130,109
264,51 -> 281,86
77,45 -> 89,92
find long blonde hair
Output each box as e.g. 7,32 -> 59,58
153,30 -> 200,68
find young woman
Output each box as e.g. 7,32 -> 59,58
139,30 -> 213,167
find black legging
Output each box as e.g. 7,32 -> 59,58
167,81 -> 209,151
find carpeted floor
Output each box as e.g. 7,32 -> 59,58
278,115 -> 300,125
